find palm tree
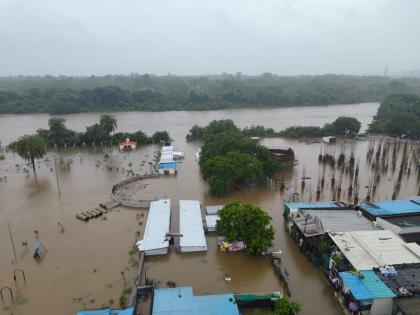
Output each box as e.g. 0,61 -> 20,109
99,114 -> 118,145
48,117 -> 67,149
14,135 -> 47,174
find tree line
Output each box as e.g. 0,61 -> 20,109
187,116 -> 362,141
1,74 -> 420,113
9,114 -> 170,174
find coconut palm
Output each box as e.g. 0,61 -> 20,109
99,114 -> 118,145
14,135 -> 47,174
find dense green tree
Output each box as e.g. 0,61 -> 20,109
331,116 -> 361,137
368,94 -> 420,139
216,201 -> 275,255
48,117 -> 67,149
273,297 -> 301,315
13,135 -> 47,174
186,125 -> 204,141
151,131 -> 170,143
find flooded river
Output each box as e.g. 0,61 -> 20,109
2,102 -> 417,315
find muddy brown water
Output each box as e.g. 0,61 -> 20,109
0,103 -> 418,315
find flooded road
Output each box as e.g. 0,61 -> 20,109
2,102 -> 417,315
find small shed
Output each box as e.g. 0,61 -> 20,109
118,138 -> 137,150
205,215 -> 219,232
179,200 -> 207,252
136,199 -> 171,256
206,205 -> 224,215
339,271 -> 395,315
283,201 -> 348,217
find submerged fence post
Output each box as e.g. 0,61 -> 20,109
0,287 -> 13,304
13,269 -> 26,283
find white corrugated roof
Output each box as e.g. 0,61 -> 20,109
329,230 -> 420,270
161,146 -> 173,152
205,215 -> 220,229
180,200 -> 207,251
160,152 -> 174,162
137,199 -> 171,254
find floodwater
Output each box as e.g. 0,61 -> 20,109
1,102 -> 418,315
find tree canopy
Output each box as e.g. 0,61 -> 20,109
368,94 -> 420,138
216,201 -> 275,255
196,120 -> 278,195
1,74 -> 420,114
273,297 -> 301,315
13,135 -> 47,174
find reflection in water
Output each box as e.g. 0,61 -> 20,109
1,103 -> 410,315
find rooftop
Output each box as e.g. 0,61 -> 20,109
77,307 -> 134,315
329,230 -> 420,270
357,199 -> 420,218
152,287 -> 240,315
179,200 -> 207,252
136,199 -> 171,255
374,263 -> 420,297
292,209 -> 377,237
394,297 -> 420,315
339,271 -> 395,301
284,201 -> 348,210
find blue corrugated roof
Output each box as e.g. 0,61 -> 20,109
158,161 -> 177,170
77,307 -> 134,315
152,287 -> 240,315
360,271 -> 396,299
284,202 -> 344,209
339,272 -> 373,301
358,199 -> 420,217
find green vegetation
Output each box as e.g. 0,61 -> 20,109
368,94 -> 420,139
0,154 -> 4,160
13,135 -> 47,174
273,296 -> 301,315
278,116 -> 361,138
1,74 -> 420,113
216,201 -> 275,255
198,120 -> 278,195
10,115 -> 170,148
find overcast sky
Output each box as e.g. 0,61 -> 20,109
0,0 -> 419,76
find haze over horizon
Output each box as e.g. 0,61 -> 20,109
1,0 -> 419,76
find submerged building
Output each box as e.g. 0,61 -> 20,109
179,200 -> 207,252
152,287 -> 240,315
357,199 -> 420,220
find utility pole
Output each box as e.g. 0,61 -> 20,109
8,223 -> 17,261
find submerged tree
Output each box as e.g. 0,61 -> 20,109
273,297 -> 301,315
14,135 -> 47,174
216,201 -> 275,255
48,117 -> 67,149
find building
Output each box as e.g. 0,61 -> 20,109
376,214 -> 420,244
205,215 -> 219,232
356,199 -> 420,221
136,199 -> 171,256
338,271 -> 396,315
392,297 -> 420,315
206,205 -> 224,215
374,263 -> 420,298
152,287 -> 240,315
329,230 -> 420,271
179,200 -> 207,252
268,148 -> 295,169
118,138 -> 137,150
157,161 -> 177,174
283,201 -> 348,217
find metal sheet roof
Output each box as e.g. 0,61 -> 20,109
330,230 -> 420,270
206,205 -> 224,215
358,199 -> 420,217
285,202 -> 347,210
137,199 -> 170,254
339,272 -> 373,301
152,287 -> 239,315
374,263 -> 420,297
394,297 -> 420,315
339,271 -> 395,301
292,210 -> 377,237
179,200 -> 207,251
205,215 -> 219,229
359,271 -> 396,299
77,307 -> 134,315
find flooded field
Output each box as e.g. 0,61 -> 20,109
1,102 -> 418,315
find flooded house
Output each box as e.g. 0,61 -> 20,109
151,287 -> 240,315
136,199 -> 171,256
179,200 -> 208,252
118,138 -> 137,150
268,147 -> 295,169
